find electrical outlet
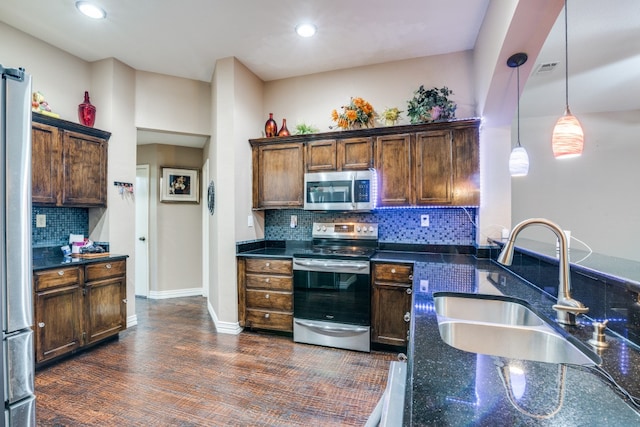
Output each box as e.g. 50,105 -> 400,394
36,214 -> 46,228
247,215 -> 254,227
420,214 -> 429,227
420,279 -> 429,292
290,215 -> 297,228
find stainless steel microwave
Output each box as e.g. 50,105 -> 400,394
303,169 -> 377,211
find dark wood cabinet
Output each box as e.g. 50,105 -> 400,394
33,267 -> 83,364
306,139 -> 337,171
237,257 -> 293,332
252,142 -> 304,209
375,133 -> 413,206
31,112 -> 110,207
414,130 -> 453,205
33,258 -> 127,366
337,137 -> 374,170
371,262 -> 414,347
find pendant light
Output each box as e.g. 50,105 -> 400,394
552,0 -> 583,159
507,52 -> 529,177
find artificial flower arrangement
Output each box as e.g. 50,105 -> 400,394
406,85 -> 456,124
379,107 -> 403,126
331,97 -> 376,129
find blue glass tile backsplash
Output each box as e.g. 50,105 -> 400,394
32,207 -> 89,248
264,207 -> 477,245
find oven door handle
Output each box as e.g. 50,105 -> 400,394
295,319 -> 369,335
351,172 -> 356,209
293,259 -> 369,271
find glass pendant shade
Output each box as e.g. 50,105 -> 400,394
552,109 -> 583,159
509,146 -> 530,177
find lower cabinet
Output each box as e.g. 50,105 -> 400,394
237,257 -> 293,332
33,259 -> 127,365
371,262 -> 414,347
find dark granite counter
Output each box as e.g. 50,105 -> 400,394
33,253 -> 128,271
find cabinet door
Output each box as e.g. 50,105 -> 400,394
34,285 -> 83,363
85,277 -> 126,345
337,137 -> 373,170
375,134 -> 412,206
371,282 -> 412,346
306,139 -> 337,171
253,143 -> 304,209
31,122 -> 61,205
451,127 -> 480,206
61,130 -> 108,207
415,130 -> 453,205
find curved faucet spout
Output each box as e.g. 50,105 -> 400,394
497,218 -> 588,325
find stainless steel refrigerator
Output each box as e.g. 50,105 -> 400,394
1,65 -> 36,426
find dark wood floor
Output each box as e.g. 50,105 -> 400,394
35,296 -> 395,426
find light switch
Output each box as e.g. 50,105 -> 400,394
248,215 -> 254,227
36,214 -> 46,228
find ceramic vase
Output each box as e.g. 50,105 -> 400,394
277,118 -> 290,137
264,113 -> 278,137
78,91 -> 96,127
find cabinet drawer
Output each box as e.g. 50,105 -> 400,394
246,290 -> 292,311
246,309 -> 293,332
34,267 -> 81,291
245,258 -> 292,275
85,260 -> 126,281
245,274 -> 292,291
373,263 -> 413,284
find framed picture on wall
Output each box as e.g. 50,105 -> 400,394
160,167 -> 200,203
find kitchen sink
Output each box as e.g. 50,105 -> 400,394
433,292 -> 601,366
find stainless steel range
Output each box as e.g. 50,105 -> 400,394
293,222 -> 378,352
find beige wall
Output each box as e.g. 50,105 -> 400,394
136,144 -> 204,295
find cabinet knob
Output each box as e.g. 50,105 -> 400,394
391,268 -> 396,274
265,262 -> 270,268
264,313 -> 270,319
38,322 -> 45,328
105,263 -> 112,269
122,299 -> 128,304
58,270 -> 65,276
404,312 -> 411,322
406,288 -> 412,295
409,275 -> 413,280
265,278 -> 270,283
265,294 -> 270,299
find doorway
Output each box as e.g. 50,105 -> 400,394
135,165 -> 150,297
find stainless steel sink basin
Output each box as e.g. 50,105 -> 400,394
433,292 -> 601,366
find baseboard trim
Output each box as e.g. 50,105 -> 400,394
126,314 -> 138,328
148,288 -> 204,300
208,301 -> 242,335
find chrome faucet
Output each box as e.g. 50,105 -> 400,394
497,218 -> 588,325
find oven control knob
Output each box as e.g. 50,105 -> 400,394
368,226 -> 374,232
322,226 -> 327,231
356,226 -> 362,232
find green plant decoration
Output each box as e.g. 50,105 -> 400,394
295,123 -> 319,135
406,86 -> 457,124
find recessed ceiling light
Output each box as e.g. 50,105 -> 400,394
295,23 -> 317,38
76,1 -> 107,19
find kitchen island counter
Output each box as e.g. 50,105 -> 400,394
378,251 -> 640,426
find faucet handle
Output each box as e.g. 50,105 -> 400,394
552,304 -> 589,314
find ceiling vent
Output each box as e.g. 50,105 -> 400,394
536,62 -> 559,74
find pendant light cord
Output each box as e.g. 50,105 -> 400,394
516,63 -> 521,147
564,0 -> 569,110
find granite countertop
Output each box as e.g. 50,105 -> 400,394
388,251 -> 640,426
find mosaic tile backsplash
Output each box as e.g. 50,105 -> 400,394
32,207 -> 89,248
264,207 -> 477,245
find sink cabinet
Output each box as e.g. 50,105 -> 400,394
31,112 -> 110,207
33,258 -> 127,366
371,262 -> 414,347
237,257 -> 294,332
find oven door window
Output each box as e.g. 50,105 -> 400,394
294,270 -> 370,326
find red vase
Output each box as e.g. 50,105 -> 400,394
277,118 -> 290,137
265,113 -> 278,137
78,91 -> 96,127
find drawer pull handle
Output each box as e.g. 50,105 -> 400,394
265,278 -> 270,283
38,322 -> 45,328
58,270 -> 65,276
264,313 -> 270,319
391,268 -> 396,274
106,264 -> 112,269
265,294 -> 270,299
406,288 -> 413,295
404,312 -> 411,322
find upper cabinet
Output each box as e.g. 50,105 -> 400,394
249,119 -> 480,209
32,113 -> 110,207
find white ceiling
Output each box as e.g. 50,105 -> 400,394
1,0 -> 638,146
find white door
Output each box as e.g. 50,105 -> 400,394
135,165 -> 150,297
